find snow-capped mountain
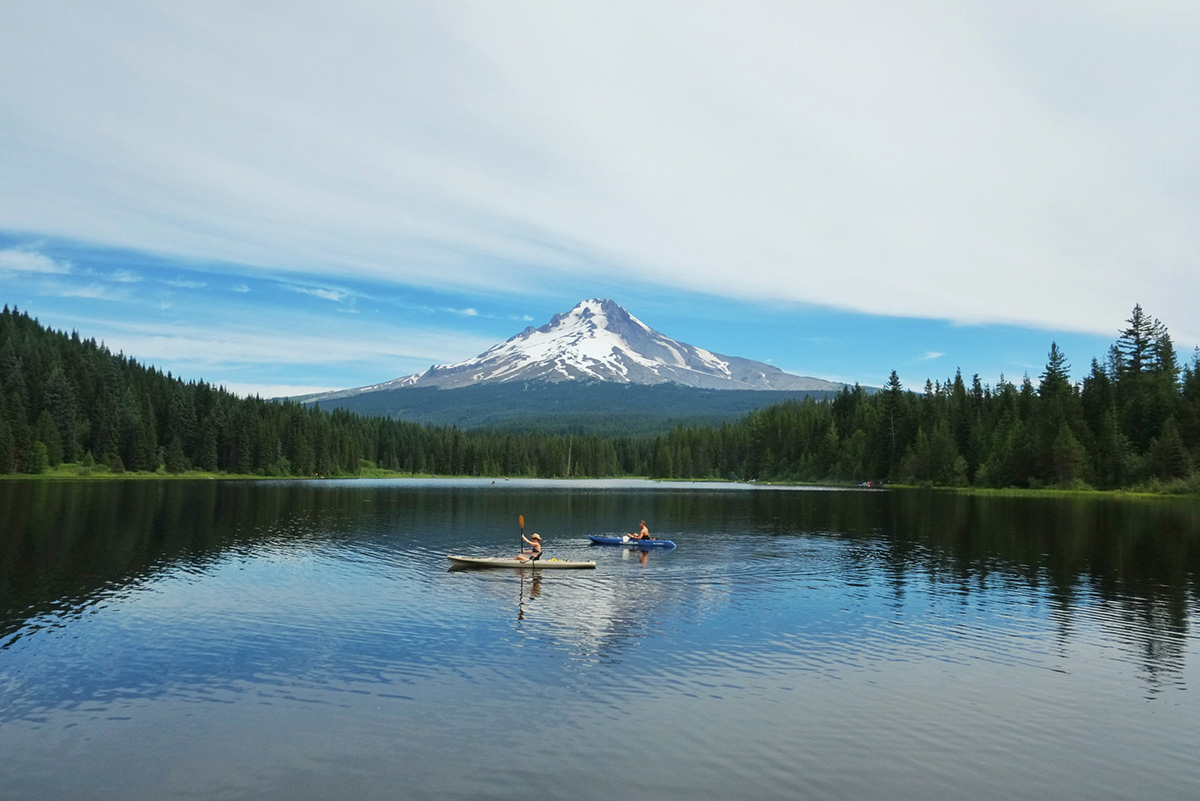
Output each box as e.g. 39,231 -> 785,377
305,299 -> 841,402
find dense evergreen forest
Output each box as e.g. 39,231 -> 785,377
655,304 -> 1199,492
1,304 -> 1197,492
0,305 -> 648,478
302,380 -> 838,437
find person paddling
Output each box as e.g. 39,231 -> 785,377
627,520 -> 653,540
515,532 -> 542,562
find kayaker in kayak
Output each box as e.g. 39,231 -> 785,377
627,520 -> 653,540
515,532 -> 542,562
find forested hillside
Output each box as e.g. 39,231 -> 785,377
646,304 -> 1198,491
0,305 -> 643,478
1,304 -> 1197,491
302,381 -> 837,436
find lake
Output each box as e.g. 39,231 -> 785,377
2,478 -> 1199,800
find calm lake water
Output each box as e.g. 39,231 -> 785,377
2,478 -> 1199,801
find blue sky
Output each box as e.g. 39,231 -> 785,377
2,2 -> 1197,398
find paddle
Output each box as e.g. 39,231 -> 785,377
518,513 -> 527,619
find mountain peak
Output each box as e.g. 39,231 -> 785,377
339,298 -> 842,393
543,298 -> 644,335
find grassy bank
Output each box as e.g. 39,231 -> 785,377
5,462 -> 1198,497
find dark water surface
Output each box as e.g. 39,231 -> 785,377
2,478 -> 1199,800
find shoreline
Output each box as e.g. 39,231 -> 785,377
3,464 -> 1197,499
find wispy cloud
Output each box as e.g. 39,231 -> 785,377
56,283 -> 128,301
1,2 -> 1196,346
1,0 -> 1198,402
290,286 -> 349,303
0,248 -> 71,274
63,313 -> 497,373
220,382 -> 348,399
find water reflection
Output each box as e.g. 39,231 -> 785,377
2,479 -> 1200,800
510,572 -> 540,622
4,482 -> 1200,668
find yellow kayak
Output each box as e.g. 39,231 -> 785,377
446,555 -> 596,569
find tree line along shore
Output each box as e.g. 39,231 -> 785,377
1,304 -> 1197,494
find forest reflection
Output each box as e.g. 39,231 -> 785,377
3,480 -> 1198,690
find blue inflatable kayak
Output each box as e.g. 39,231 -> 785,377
588,535 -> 676,548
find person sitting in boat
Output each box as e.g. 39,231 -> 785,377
627,520 -> 653,540
515,533 -> 542,562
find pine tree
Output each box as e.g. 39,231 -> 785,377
1090,405 -> 1136,488
1048,423 -> 1088,487
1114,304 -> 1158,377
0,405 -> 15,473
948,369 -> 973,470
880,370 -> 905,477
1034,342 -> 1083,484
164,435 -> 188,473
43,367 -> 79,462
1146,417 -> 1194,481
1180,348 -> 1200,465
29,440 -> 49,474
1113,304 -> 1166,450
34,410 -> 63,466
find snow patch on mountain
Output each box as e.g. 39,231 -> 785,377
301,298 -> 843,401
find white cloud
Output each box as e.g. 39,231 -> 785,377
921,352 -> 945,362
61,313 -> 497,373
220,382 -> 346,399
289,285 -> 348,302
0,248 -> 71,274
1,2 -> 1198,345
54,283 -> 127,301
166,278 -> 206,289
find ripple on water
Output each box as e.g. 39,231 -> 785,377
3,485 -> 1200,801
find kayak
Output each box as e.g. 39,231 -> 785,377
588,535 -> 676,549
447,554 -> 596,569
